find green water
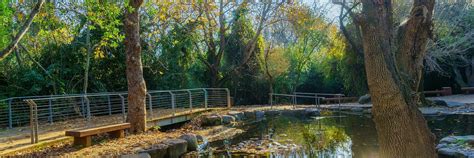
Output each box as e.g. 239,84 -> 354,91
207,113 -> 474,158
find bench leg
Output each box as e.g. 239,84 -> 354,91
74,136 -> 91,147
109,130 -> 125,139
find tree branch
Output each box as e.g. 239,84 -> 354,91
0,0 -> 45,60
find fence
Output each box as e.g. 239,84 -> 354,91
0,88 -> 230,129
269,92 -> 345,107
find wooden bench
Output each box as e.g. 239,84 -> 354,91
65,123 -> 131,147
461,87 -> 474,94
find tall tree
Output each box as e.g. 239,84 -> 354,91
335,0 -> 437,157
124,0 -> 147,133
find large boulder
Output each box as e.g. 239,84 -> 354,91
201,114 -> 222,126
179,134 -> 198,151
120,153 -> 151,158
244,111 -> 256,119
163,139 -> 188,158
358,94 -> 371,104
255,111 -> 265,119
305,109 -> 320,116
265,110 -> 281,116
431,99 -> 448,107
221,115 -> 236,124
437,135 -> 474,158
228,111 -> 245,120
141,144 -> 168,158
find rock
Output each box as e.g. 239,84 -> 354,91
282,109 -> 305,116
446,101 -> 465,108
221,115 -> 236,124
255,111 -> 265,119
431,99 -> 448,107
120,153 -> 151,158
440,136 -> 458,144
244,111 -> 256,119
196,135 -> 205,142
351,107 -> 364,112
305,109 -> 320,116
163,139 -> 188,158
438,148 -> 457,157
179,134 -> 198,151
228,111 -> 245,120
419,108 -> 439,115
437,135 -> 474,158
436,143 -> 447,149
201,114 -> 222,126
141,144 -> 168,158
358,94 -> 371,104
265,110 -> 281,116
195,134 -> 208,150
363,109 -> 372,114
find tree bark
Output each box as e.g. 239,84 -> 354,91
357,0 -> 437,157
0,0 -> 45,60
124,0 -> 147,134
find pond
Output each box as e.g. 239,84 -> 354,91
203,112 -> 474,158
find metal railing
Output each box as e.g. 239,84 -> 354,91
269,92 -> 345,108
269,93 -> 325,107
0,88 -> 230,129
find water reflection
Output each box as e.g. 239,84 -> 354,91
200,113 -> 473,158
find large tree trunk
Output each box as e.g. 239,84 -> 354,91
358,0 -> 437,157
124,0 -> 147,134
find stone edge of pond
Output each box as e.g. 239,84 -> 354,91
119,108 -> 325,158
437,135 -> 474,158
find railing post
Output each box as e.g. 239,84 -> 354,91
269,93 -> 273,108
225,88 -> 231,108
84,96 -> 91,121
187,90 -> 192,112
119,95 -> 126,122
203,89 -> 208,109
107,95 -> 112,115
81,97 -> 85,116
147,93 -> 153,119
26,99 -> 39,144
48,98 -> 53,123
169,91 -> 176,116
8,99 -> 12,128
292,94 -> 296,108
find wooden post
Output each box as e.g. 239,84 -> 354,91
29,100 -> 35,144
225,88 -> 231,108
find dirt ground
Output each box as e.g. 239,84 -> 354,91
0,108 -> 206,152
5,109 -> 245,157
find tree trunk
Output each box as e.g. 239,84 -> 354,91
124,0 -> 147,134
358,0 -> 437,157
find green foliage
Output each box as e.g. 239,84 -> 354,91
3,1 -> 466,105
225,4 -> 267,104
0,1 -> 12,49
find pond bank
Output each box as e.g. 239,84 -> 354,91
6,105 -> 474,157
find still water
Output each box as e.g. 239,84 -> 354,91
204,112 -> 474,158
